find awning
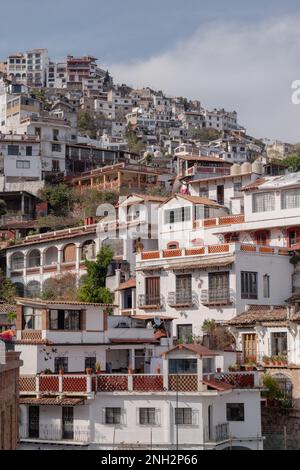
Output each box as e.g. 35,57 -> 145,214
19,397 -> 85,406
165,256 -> 235,271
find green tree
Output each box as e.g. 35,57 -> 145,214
191,128 -> 221,141
41,273 -> 79,301
282,154 -> 300,172
0,199 -> 7,217
0,270 -> 16,303
77,110 -> 98,138
125,123 -> 145,155
38,184 -> 75,217
79,246 -> 114,303
74,188 -> 119,218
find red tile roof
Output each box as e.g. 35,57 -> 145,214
203,379 -> 233,392
161,343 -> 217,357
228,305 -> 300,326
19,397 -> 85,406
116,279 -> 136,291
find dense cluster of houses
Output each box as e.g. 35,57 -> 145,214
0,48 -> 299,450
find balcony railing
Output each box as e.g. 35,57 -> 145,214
19,424 -> 90,443
138,294 -> 163,309
201,288 -> 234,306
167,291 -> 198,307
205,423 -> 230,443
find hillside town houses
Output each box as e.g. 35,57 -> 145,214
0,47 -> 300,451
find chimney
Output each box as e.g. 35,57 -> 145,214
84,216 -> 94,226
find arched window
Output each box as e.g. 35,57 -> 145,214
26,281 -> 41,298
11,252 -> 24,270
14,282 -> 25,297
28,249 -> 41,268
273,373 -> 293,402
63,244 -> 76,263
81,240 -> 96,261
224,233 -> 240,243
45,246 -> 58,266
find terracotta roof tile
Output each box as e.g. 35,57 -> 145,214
116,279 -> 136,291
19,397 -> 85,406
161,343 -> 217,357
203,379 -> 233,392
228,305 -> 300,326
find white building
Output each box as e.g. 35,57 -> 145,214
15,297 -> 263,451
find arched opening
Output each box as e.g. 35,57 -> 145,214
26,281 -> 41,298
273,373 -> 293,403
14,282 -> 25,297
63,243 -> 76,263
28,249 -> 41,268
45,246 -> 58,266
81,240 -> 96,261
11,252 -> 24,270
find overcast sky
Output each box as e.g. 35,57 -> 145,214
2,0 -> 300,142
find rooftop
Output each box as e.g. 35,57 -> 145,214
228,305 -> 300,326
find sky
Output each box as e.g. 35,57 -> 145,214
1,0 -> 300,142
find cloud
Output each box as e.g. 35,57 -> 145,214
109,16 -> 300,143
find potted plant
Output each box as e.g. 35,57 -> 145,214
59,367 -> 64,375
229,364 -> 239,372
128,367 -> 133,374
262,355 -> 270,366
85,367 -> 92,375
95,361 -> 102,374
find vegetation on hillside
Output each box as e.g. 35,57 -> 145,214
79,246 -> 114,304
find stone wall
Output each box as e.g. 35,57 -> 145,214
262,407 -> 300,450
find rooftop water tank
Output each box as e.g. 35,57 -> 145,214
230,163 -> 241,175
241,162 -> 252,174
252,160 -> 263,175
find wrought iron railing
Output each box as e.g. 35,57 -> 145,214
205,423 -> 230,443
201,288 -> 234,305
19,424 -> 90,442
167,291 -> 198,307
138,294 -> 163,308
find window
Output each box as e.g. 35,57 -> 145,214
243,334 -> 257,362
8,145 -> 19,155
52,143 -> 62,152
263,274 -> 270,298
16,160 -> 30,169
26,146 -> 32,156
195,205 -> 210,220
144,277 -> 160,306
253,192 -> 275,212
177,324 -> 193,343
49,310 -> 81,330
165,207 -> 191,224
53,129 -> 59,141
255,230 -> 269,246
54,357 -> 68,373
271,332 -> 287,356
139,408 -> 156,426
52,160 -> 60,172
281,188 -> 300,209
22,307 -> 42,330
234,182 -> 242,192
105,408 -> 121,425
199,187 -> 209,198
175,408 -> 193,426
226,403 -> 244,422
176,274 -> 192,304
169,359 -> 197,374
241,271 -> 258,299
208,272 -> 230,302
85,357 -> 96,372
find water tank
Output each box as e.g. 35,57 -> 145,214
230,163 -> 241,175
241,162 -> 252,174
154,150 -> 162,158
252,160 -> 263,175
143,151 -> 153,158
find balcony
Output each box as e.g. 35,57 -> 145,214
205,423 -> 230,443
138,294 -> 163,310
167,291 -> 198,308
201,288 -> 234,306
19,424 -> 90,444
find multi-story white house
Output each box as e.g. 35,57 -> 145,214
7,49 -> 49,88
135,194 -> 293,338
15,298 -> 263,450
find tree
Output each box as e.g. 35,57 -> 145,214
38,184 -> 75,217
282,154 -> 300,172
0,199 -> 7,217
74,188 -> 119,218
41,273 -> 79,301
191,128 -> 221,141
0,270 -> 16,304
79,246 -> 114,303
36,215 -> 82,231
125,123 -> 145,155
77,110 -> 98,139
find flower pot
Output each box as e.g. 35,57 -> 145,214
59,368 -> 64,375
128,367 -> 133,375
86,368 -> 92,375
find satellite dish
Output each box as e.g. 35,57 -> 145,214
153,317 -> 162,327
